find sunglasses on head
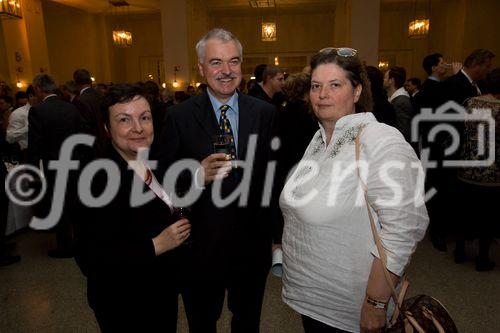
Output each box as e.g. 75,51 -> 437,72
319,47 -> 357,57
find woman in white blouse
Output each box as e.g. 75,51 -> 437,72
279,48 -> 429,333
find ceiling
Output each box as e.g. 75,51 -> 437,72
49,0 -> 437,14
50,0 -> 161,14
49,0 -> 336,14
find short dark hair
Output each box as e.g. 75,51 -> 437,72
33,74 -> 58,93
254,64 -> 267,83
15,91 -> 27,101
422,53 -> 443,75
407,77 -> 421,89
388,66 -> 406,89
143,80 -> 160,99
101,83 -> 151,126
365,66 -> 384,94
73,68 -> 92,85
310,49 -> 373,113
262,65 -> 283,83
26,85 -> 35,97
464,49 -> 495,68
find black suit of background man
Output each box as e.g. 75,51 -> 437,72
73,86 -> 106,156
28,93 -> 83,256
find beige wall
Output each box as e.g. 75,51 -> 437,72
462,0 -> 500,62
0,24 -> 12,84
379,0 -> 499,80
0,0 -> 51,89
107,13 -> 163,84
42,0 -> 109,84
43,1 -> 162,85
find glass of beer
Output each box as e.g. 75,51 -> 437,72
212,134 -> 231,154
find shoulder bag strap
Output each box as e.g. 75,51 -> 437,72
354,126 -> 406,316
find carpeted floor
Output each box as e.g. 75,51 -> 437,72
0,230 -> 498,332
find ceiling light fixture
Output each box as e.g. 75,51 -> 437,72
408,0 -> 430,38
249,0 -> 275,8
110,0 -> 133,47
0,0 -> 22,19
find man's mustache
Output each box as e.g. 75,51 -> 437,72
216,73 -> 238,80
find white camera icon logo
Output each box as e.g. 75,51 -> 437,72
412,101 -> 495,168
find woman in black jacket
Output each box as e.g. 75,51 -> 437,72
75,84 -> 190,332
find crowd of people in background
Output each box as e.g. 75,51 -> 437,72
0,26 -> 498,332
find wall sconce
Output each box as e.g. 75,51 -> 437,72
195,82 -> 201,88
91,77 -> 96,82
15,65 -> 23,89
261,22 -> 277,42
172,66 -> 180,88
378,60 -> 389,71
0,0 -> 22,19
274,57 -> 279,66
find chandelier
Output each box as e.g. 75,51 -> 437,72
408,0 -> 430,39
110,0 -> 133,47
408,19 -> 429,38
112,30 -> 132,47
0,0 -> 22,19
261,22 -> 276,42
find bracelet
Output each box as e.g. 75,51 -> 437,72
366,296 -> 388,310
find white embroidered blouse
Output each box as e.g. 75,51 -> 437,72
279,112 -> 429,332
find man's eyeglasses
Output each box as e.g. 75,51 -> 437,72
318,47 -> 357,57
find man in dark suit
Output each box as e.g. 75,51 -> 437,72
417,53 -> 457,252
157,28 -> 281,333
418,53 -> 449,110
444,49 -> 495,105
443,49 -> 495,262
28,74 -> 83,258
73,69 -> 106,156
252,65 -> 285,107
247,64 -> 267,98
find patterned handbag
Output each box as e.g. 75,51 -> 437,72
355,127 -> 458,333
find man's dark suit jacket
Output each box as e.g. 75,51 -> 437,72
28,95 -> 82,168
391,95 -> 414,143
74,87 -> 106,155
417,79 -> 446,110
444,70 -> 479,105
157,91 -> 280,279
28,95 -> 83,217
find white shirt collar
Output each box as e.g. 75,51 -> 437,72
412,90 -> 419,97
43,94 -> 58,101
461,69 -> 474,84
80,86 -> 91,94
388,87 -> 410,103
428,75 -> 440,82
